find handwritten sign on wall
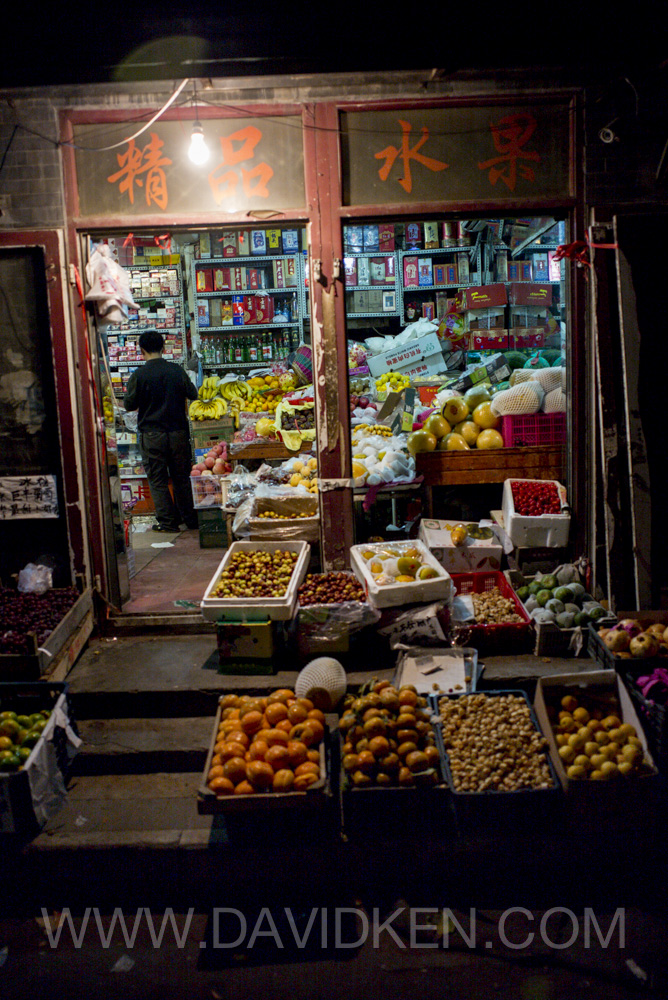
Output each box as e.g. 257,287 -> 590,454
0,475 -> 59,519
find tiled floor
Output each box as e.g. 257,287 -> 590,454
123,529 -> 225,613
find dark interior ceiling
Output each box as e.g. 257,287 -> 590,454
1,4 -> 666,89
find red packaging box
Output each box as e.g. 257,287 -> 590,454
378,224 -> 395,251
472,331 -> 509,351
456,284 -> 508,310
220,232 -> 238,257
520,260 -> 533,281
509,328 -> 546,350
213,266 -> 229,291
248,268 -> 260,290
344,257 -> 358,286
403,256 -> 419,288
508,283 -> 553,306
254,295 -> 274,324
242,296 -> 257,324
196,268 -> 213,293
434,264 -> 447,286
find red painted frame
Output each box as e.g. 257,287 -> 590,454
59,87 -> 583,604
0,229 -> 87,580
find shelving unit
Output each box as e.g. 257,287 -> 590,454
104,260 -> 186,399
192,240 -> 310,372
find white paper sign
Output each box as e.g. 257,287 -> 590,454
0,475 -> 59,519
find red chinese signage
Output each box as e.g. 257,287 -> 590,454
74,117 -> 304,217
342,104 -> 572,205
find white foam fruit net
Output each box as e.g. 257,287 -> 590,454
491,381 -> 545,416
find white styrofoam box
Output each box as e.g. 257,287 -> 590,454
201,541 -> 310,622
533,671 -> 659,797
418,519 -> 503,573
366,332 -> 445,379
350,539 -> 453,609
501,478 -> 570,548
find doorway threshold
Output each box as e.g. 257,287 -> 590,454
104,611 -> 217,636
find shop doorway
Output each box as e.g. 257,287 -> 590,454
341,213 -> 570,537
85,223 -> 312,615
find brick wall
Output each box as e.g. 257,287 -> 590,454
0,98 -> 65,229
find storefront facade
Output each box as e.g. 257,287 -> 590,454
1,71 -> 590,625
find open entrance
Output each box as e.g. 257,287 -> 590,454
85,223 -> 312,615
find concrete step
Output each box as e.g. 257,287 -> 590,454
71,717 -> 214,775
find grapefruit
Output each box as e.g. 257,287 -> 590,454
472,401 -> 500,430
407,430 -> 437,455
440,432 -> 470,451
441,396 -> 469,425
422,414 -> 451,439
454,420 -> 481,447
476,428 -> 504,450
463,384 -> 492,410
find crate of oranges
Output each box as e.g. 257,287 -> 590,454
198,688 -> 330,812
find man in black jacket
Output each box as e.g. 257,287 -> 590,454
124,331 -> 199,532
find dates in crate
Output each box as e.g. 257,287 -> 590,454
0,587 -> 79,654
212,550 -> 298,599
298,573 -> 365,606
511,480 -> 560,516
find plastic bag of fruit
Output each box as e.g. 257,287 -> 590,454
297,571 -> 380,648
232,483 -> 314,539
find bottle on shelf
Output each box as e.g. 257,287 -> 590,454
234,338 -> 243,364
248,336 -> 259,364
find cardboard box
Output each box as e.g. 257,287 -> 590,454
471,331 -> 509,351
533,671 -> 660,802
378,224 -> 395,251
509,283 -> 553,306
451,353 -> 510,392
343,257 -> 358,286
403,256 -> 419,288
418,519 -> 503,573
366,331 -> 445,378
509,328 -> 546,350
456,284 -> 507,310
363,224 -> 379,252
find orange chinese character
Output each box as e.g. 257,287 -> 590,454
478,113 -> 540,191
375,120 -> 449,194
107,133 -> 172,209
209,125 -> 274,203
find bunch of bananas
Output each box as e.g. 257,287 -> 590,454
219,380 -> 253,403
199,376 -> 222,400
189,397 -> 228,421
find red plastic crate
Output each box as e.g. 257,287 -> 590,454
500,412 -> 566,448
450,571 -> 534,654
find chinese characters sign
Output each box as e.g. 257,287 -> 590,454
342,104 -> 572,205
0,475 -> 59,519
73,118 -> 304,217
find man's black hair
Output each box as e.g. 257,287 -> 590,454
139,330 -> 164,354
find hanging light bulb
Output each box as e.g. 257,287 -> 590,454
189,121 -> 209,165
188,80 -> 210,165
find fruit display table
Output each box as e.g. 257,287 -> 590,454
416,445 -> 565,517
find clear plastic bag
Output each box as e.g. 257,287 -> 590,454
17,562 -> 53,594
225,466 -> 257,511
233,482 -> 315,539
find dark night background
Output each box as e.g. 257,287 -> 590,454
0,2 -> 665,87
